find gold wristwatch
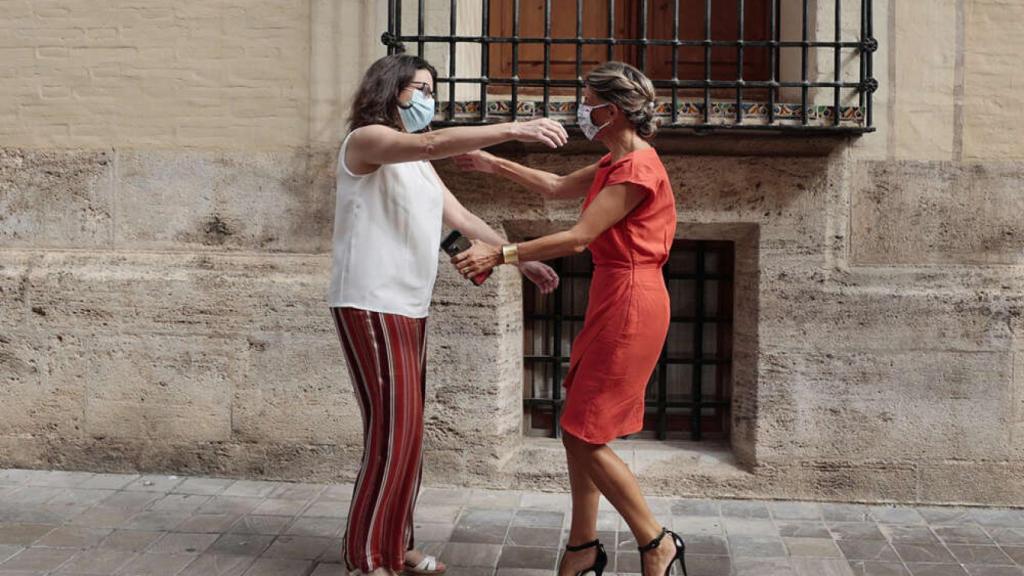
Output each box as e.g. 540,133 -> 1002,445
501,243 -> 519,265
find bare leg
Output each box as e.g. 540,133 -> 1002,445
562,433 -> 677,576
559,448 -> 602,576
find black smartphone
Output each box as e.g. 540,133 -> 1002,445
440,230 -> 492,286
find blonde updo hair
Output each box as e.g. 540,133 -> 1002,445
585,61 -> 659,139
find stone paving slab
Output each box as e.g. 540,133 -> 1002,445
0,470 -> 1022,575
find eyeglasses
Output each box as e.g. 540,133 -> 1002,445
405,81 -> 434,98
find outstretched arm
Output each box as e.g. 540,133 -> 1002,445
451,182 -> 647,278
454,150 -> 598,199
346,119 -> 568,174
437,166 -> 559,294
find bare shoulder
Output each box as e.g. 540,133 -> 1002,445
348,124 -> 398,145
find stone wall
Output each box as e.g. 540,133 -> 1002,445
1,0 -> 1023,506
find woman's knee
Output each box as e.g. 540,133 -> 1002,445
562,430 -> 603,455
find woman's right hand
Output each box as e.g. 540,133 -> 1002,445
453,150 -> 498,174
510,118 -> 569,148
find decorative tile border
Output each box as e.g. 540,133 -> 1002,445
438,98 -> 866,128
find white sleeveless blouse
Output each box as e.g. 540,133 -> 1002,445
327,127 -> 444,318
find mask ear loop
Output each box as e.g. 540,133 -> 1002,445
398,87 -> 420,110
590,103 -> 614,135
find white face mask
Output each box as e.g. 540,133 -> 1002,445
577,102 -> 612,140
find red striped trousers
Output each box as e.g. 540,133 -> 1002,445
331,307 -> 426,572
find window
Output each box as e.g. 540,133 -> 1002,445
522,240 -> 734,440
488,0 -> 772,96
384,0 -> 878,132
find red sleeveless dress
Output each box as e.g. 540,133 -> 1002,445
560,147 -> 677,444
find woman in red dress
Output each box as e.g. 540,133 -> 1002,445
453,61 -> 686,576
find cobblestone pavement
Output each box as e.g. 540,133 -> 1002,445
1,469 -> 1023,575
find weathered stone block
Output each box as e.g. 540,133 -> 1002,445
754,462 -> 920,504
46,334 -> 236,442
114,150 -> 331,253
666,156 -> 833,252
0,253 -> 31,332
23,251 -> 334,338
0,149 -> 113,248
851,161 -> 1024,265
0,332 -> 84,439
760,282 -> 1016,353
1014,352 -> 1024,458
918,461 -> 1024,505
441,152 -> 838,254
757,350 -> 1014,462
963,0 -> 1024,161
892,0 -> 957,160
232,334 -> 360,445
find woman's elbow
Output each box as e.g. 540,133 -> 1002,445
443,210 -> 467,232
568,230 -> 593,254
547,176 -> 569,198
417,132 -> 446,160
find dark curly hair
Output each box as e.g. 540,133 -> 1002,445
347,53 -> 438,132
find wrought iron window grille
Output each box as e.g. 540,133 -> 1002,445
384,0 -> 877,134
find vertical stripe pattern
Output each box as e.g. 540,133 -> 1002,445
331,306 -> 426,572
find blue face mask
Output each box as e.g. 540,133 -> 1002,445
399,89 -> 435,133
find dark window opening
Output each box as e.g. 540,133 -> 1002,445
522,240 -> 734,441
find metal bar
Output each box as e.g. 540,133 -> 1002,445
511,0 -> 519,122
447,0 -> 456,122
480,0 -> 489,122
801,0 -> 810,125
435,76 -> 863,88
524,398 -> 731,408
657,266 -> 670,439
736,0 -> 744,124
639,0 -> 648,72
769,0 -> 778,123
526,349 -> 731,363
608,0 -> 615,61
522,270 -> 733,280
387,0 -> 396,55
394,34 -> 861,48
526,356 -> 732,366
417,0 -> 425,55
860,0 -> 867,114
543,0 -> 551,118
576,0 -> 583,112
433,119 -> 874,134
526,314 -> 735,323
551,256 -> 563,439
671,0 -> 680,125
396,0 -> 402,51
834,0 -> 842,126
867,0 -> 874,126
703,0 -> 711,124
525,284 -> 537,431
691,244 -> 706,441
435,76 -> 864,89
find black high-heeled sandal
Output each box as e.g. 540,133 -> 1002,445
560,538 -> 608,576
638,527 -> 687,576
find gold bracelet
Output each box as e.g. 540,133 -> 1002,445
501,243 -> 519,265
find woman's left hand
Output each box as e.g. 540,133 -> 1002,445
452,240 -> 502,279
518,262 -> 559,294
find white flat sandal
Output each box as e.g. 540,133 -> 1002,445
403,554 -> 446,576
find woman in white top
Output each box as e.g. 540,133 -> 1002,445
330,53 -> 567,576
